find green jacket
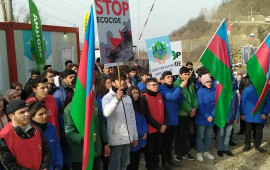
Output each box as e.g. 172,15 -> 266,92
174,77 -> 198,116
64,101 -> 108,163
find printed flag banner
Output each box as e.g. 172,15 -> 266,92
95,0 -> 134,64
28,0 -> 46,72
146,35 -> 174,78
170,41 -> 183,75
247,34 -> 270,114
71,6 -> 96,170
200,20 -> 233,128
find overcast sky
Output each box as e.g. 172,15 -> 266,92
2,0 -> 222,49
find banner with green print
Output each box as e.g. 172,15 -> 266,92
146,36 -> 181,78
28,0 -> 45,72
170,41 -> 183,74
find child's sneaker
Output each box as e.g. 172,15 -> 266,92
196,153 -> 203,162
203,152 -> 214,160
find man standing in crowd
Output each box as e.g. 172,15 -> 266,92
43,65 -> 53,72
141,78 -> 168,170
40,70 -> 57,95
65,60 -> 73,70
0,100 -> 51,169
24,70 -> 41,97
159,71 -> 187,168
174,67 -> 198,161
102,72 -> 138,170
133,59 -> 144,76
26,77 -> 60,138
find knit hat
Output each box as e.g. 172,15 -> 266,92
6,100 -> 28,114
201,74 -> 212,84
5,89 -> 20,103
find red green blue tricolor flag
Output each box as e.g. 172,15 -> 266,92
71,6 -> 95,170
200,20 -> 233,128
247,34 -> 270,115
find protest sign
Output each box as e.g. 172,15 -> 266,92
146,35 -> 174,78
170,41 -> 183,75
95,0 -> 134,64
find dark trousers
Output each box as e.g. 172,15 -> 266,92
93,157 -> 101,170
145,132 -> 163,170
127,149 -> 141,170
175,116 -> 191,155
161,126 -> 177,162
239,119 -> 246,133
101,145 -> 109,170
245,122 -> 264,147
189,117 -> 197,148
71,162 -> 82,170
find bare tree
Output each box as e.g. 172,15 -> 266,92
13,5 -> 31,23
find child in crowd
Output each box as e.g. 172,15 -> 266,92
141,78 -> 168,170
174,67 -> 198,162
137,71 -> 149,92
129,66 -> 139,85
216,78 -> 240,157
241,83 -> 270,152
127,86 -> 147,170
195,74 -> 216,161
159,71 -> 186,168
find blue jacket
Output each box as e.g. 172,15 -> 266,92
137,82 -> 146,92
44,123 -> 63,170
130,112 -> 147,152
240,84 -> 270,124
159,84 -> 183,126
53,86 -> 70,164
196,87 -> 216,126
227,90 -> 240,123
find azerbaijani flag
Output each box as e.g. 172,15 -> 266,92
247,34 -> 270,115
200,20 -> 233,128
71,6 -> 95,170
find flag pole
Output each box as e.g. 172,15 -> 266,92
188,19 -> 226,79
117,62 -> 121,82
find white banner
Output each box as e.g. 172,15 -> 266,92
170,41 -> 183,75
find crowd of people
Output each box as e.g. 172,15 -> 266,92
0,58 -> 269,170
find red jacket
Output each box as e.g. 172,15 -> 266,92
143,93 -> 165,134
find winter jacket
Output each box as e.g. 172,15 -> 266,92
130,112 -> 147,152
32,121 -> 63,170
227,90 -> 240,124
53,86 -> 71,165
196,87 -> 216,127
137,82 -> 146,92
94,100 -> 109,157
159,84 -> 183,126
102,88 -> 138,146
240,84 -> 270,124
44,123 -> 63,170
130,76 -> 139,85
174,77 -> 198,117
0,123 -> 51,170
64,102 -> 83,163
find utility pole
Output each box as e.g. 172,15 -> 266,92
6,0 -> 13,22
0,0 -> 7,22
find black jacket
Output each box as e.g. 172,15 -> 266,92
0,124 -> 51,170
